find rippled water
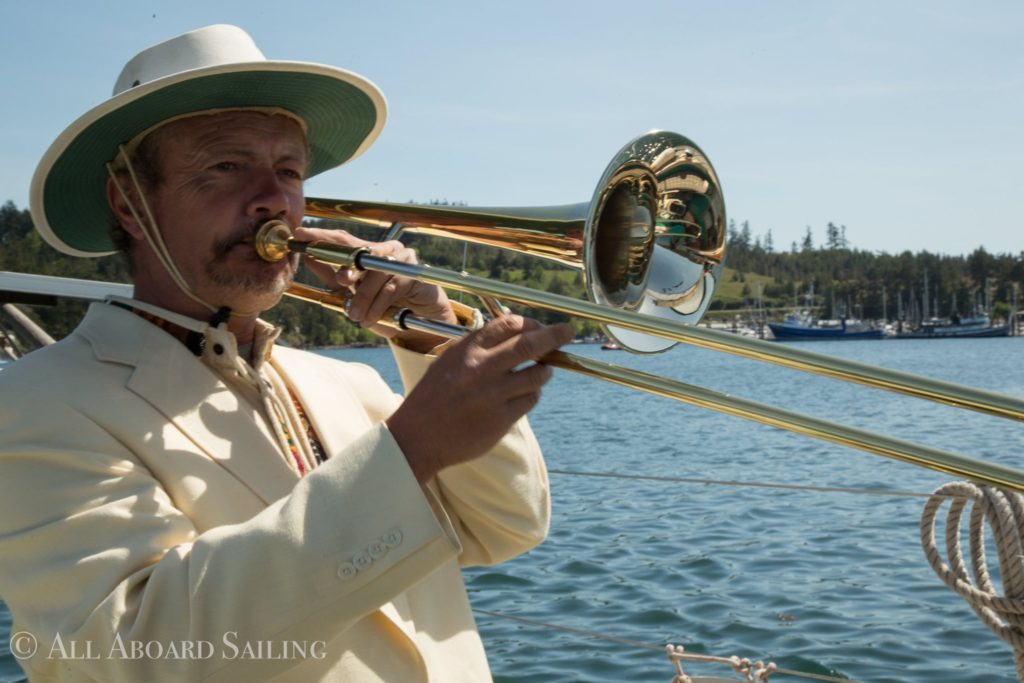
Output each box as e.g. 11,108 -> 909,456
459,337 -> 1023,683
2,338 -> 1022,682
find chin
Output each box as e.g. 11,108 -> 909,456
205,260 -> 295,311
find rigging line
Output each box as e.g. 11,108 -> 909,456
546,469 -> 940,498
472,608 -> 862,683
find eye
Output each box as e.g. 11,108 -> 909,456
210,161 -> 238,172
278,168 -> 304,181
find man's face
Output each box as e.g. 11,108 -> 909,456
134,110 -> 307,314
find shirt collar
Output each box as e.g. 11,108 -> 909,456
106,295 -> 280,364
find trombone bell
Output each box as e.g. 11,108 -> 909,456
588,131 -> 725,352
303,131 -> 726,353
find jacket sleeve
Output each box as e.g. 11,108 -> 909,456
0,386 -> 457,682
389,343 -> 551,568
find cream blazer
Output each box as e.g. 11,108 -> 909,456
0,302 -> 550,682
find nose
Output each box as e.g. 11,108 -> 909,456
246,169 -> 293,219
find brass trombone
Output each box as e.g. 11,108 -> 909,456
259,131 -> 1024,492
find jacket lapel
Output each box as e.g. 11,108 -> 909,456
80,303 -> 298,505
82,305 -> 422,647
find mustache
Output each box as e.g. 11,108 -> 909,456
210,220 -> 278,261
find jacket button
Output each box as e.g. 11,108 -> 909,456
337,562 -> 357,581
353,552 -> 372,570
383,528 -> 403,548
368,542 -> 388,559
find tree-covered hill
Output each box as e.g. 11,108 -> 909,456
721,219 -> 1023,324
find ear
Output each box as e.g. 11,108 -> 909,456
106,174 -> 147,241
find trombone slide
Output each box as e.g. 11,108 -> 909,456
279,268 -> 1024,492
389,301 -> 1024,493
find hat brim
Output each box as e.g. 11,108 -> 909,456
31,61 -> 386,257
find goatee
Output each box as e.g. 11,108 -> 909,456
204,220 -> 296,294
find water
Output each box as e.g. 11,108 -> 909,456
466,338 -> 1023,683
2,338 -> 1022,682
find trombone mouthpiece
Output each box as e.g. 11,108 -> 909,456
255,220 -> 294,262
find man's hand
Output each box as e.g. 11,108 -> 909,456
293,226 -> 457,352
386,315 -> 574,484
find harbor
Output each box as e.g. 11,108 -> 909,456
700,279 -> 1019,343
700,313 -> 1017,342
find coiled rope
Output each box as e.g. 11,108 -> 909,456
920,482 -> 1024,680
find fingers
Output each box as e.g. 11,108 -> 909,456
292,226 -> 440,326
356,271 -> 403,324
502,362 -> 554,402
292,226 -> 366,288
468,316 -> 575,374
347,242 -> 419,324
389,318 -> 571,478
469,363 -> 551,430
471,315 -> 541,347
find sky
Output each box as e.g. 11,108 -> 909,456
2,0 -> 1022,257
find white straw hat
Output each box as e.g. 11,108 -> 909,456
30,24 -> 387,257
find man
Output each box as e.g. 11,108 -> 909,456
0,25 -> 572,682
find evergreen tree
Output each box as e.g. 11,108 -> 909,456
739,220 -> 752,250
825,222 -> 841,250
801,226 -> 814,251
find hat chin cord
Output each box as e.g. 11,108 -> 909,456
106,145 -> 259,324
